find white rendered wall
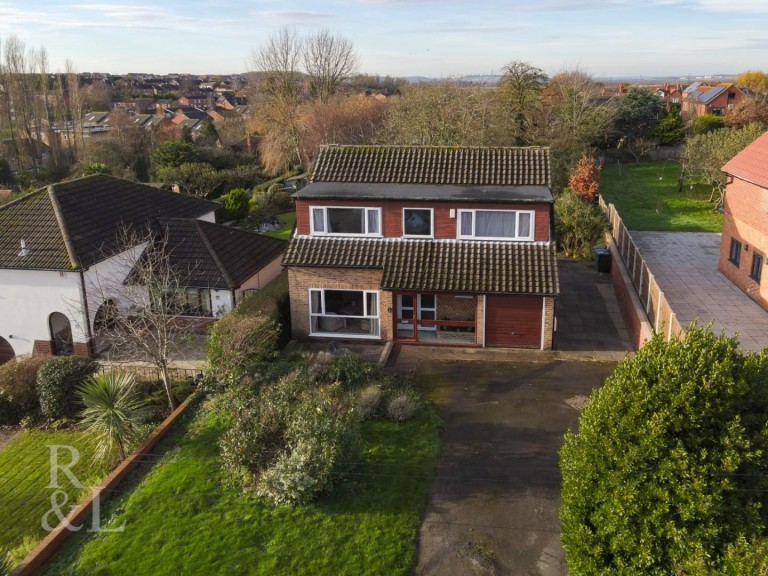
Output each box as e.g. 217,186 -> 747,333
83,243 -> 148,332
0,268 -> 84,357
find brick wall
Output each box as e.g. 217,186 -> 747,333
718,179 -> 768,309
295,199 -> 551,242
32,340 -> 92,358
288,267 -> 393,341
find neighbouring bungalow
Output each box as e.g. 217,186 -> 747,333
0,174 -> 285,364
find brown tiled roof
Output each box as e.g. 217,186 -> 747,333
283,236 -> 558,295
153,219 -> 286,289
311,145 -> 551,187
0,174 -> 216,270
722,130 -> 768,189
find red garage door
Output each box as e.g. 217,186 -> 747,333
485,295 -> 542,348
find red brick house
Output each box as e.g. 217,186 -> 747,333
718,130 -> 768,307
283,145 -> 559,349
681,82 -> 746,118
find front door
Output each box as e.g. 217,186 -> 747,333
397,294 -> 438,333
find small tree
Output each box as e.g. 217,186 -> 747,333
78,370 -> 147,463
554,190 -> 607,259
653,111 -> 685,145
612,87 -> 663,162
681,122 -> 765,207
156,162 -> 221,198
568,153 -> 601,202
89,227 -> 198,410
81,162 -> 111,176
151,139 -> 199,170
223,188 -> 250,221
560,326 -> 768,574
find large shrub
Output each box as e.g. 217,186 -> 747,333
0,356 -> 47,425
560,326 -> 768,574
207,315 -> 281,382
36,356 -> 97,419
554,190 -> 608,259
691,113 -> 725,135
217,355 -> 420,506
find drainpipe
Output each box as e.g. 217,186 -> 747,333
79,269 -> 94,356
481,295 -> 487,348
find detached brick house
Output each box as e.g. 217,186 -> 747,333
718,131 -> 768,308
283,145 -> 559,349
681,82 -> 746,118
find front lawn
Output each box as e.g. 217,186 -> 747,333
260,211 -> 296,240
600,161 -> 723,232
0,430 -> 108,565
40,396 -> 442,575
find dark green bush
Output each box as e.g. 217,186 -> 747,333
36,356 -> 97,419
555,189 -> 608,260
222,188 -> 249,221
691,113 -> 725,135
560,326 -> 768,573
0,356 -> 47,425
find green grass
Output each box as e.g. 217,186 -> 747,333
261,211 -> 296,240
0,430 -> 109,565
600,161 -> 723,232
39,398 -> 442,576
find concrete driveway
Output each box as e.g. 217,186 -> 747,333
414,359 -> 616,576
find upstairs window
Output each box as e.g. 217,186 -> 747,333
310,207 -> 381,236
729,238 -> 742,266
457,209 -> 534,241
751,253 -> 763,283
403,208 -> 433,237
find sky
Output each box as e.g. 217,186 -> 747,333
0,1 -> 766,79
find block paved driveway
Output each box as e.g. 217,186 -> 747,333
632,232 -> 768,352
412,359 -> 616,576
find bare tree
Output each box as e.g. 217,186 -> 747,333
497,60 -> 548,144
251,27 -> 304,101
87,226 -> 199,410
303,29 -> 358,103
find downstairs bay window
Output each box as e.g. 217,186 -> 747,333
309,289 -> 380,338
457,209 -> 534,241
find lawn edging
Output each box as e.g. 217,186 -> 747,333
10,397 -> 193,576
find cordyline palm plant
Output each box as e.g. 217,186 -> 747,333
77,371 -> 148,464
0,550 -> 12,576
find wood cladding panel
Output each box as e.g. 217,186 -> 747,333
485,295 -> 542,348
296,199 -> 551,241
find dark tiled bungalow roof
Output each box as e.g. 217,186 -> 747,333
283,236 -> 558,296
154,219 -> 286,289
310,145 -> 551,187
722,130 -> 768,190
0,175 -> 216,270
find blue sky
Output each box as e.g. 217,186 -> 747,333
0,1 -> 766,78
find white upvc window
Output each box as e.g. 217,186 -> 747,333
309,289 -> 380,338
457,209 -> 535,241
402,207 -> 434,238
310,206 -> 381,237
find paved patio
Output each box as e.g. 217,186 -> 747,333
632,232 -> 768,352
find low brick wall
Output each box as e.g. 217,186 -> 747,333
608,237 -> 654,350
10,396 -> 194,576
